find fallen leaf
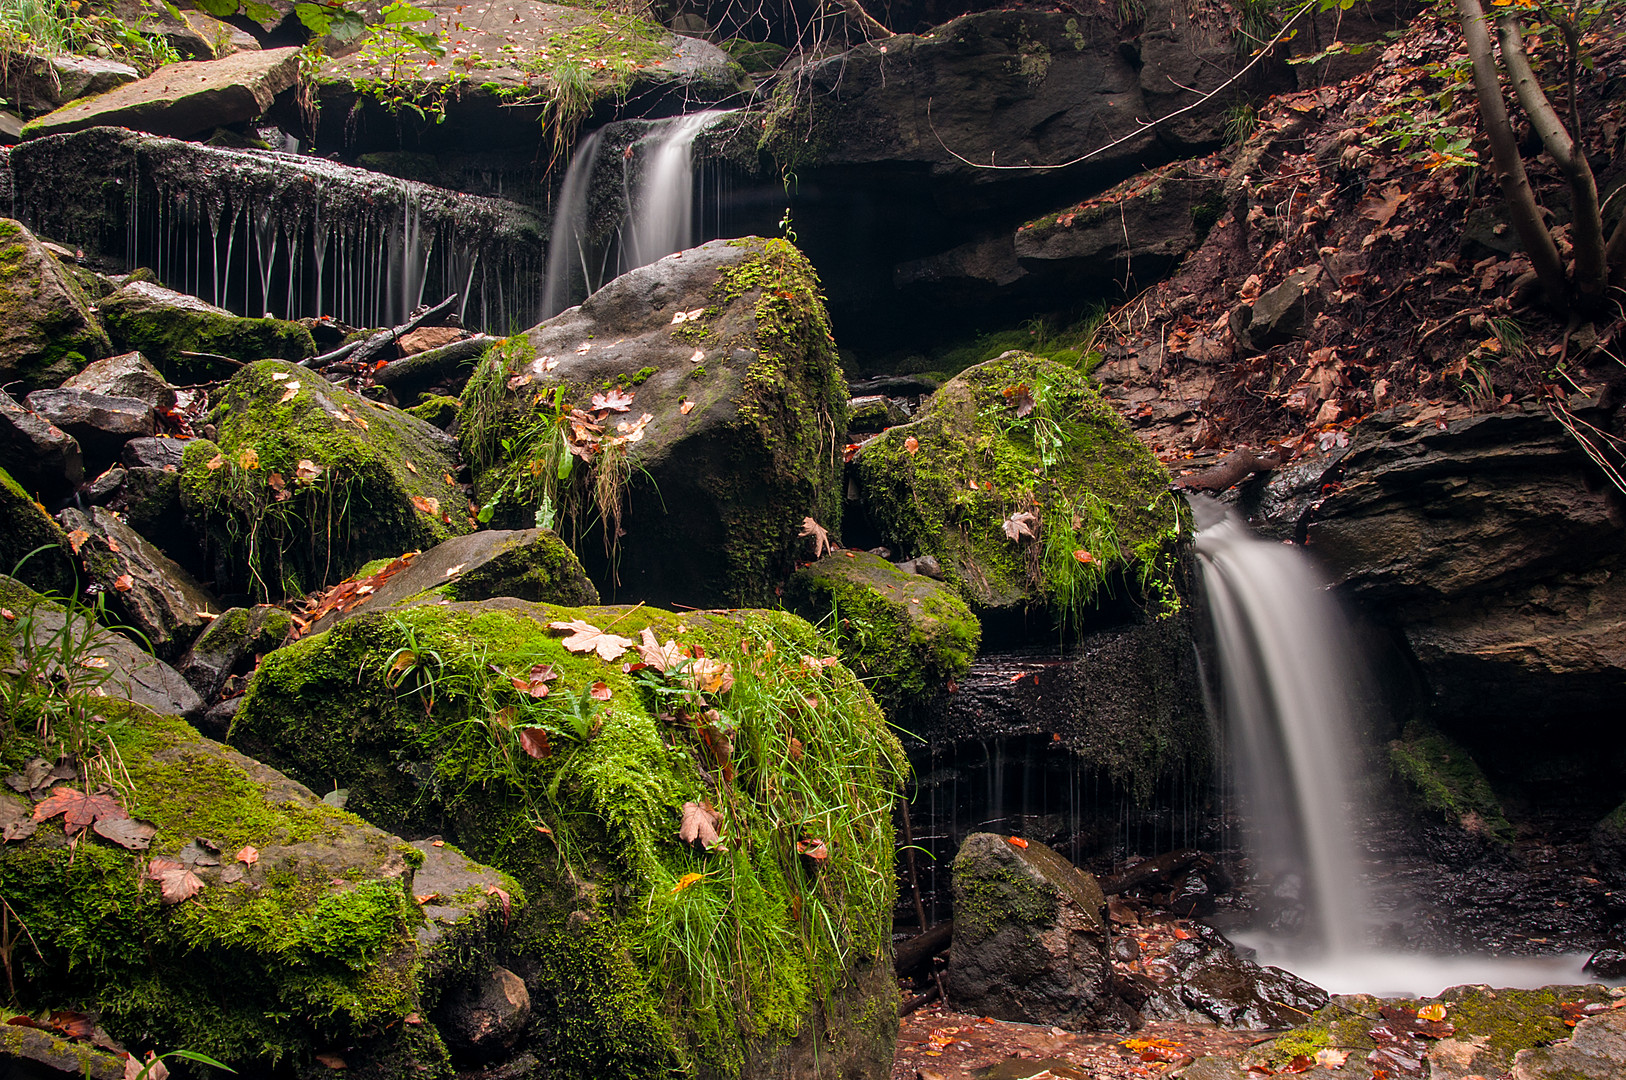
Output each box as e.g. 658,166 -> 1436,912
34,786 -> 126,835
788,737 -> 803,760
1002,511 -> 1038,541
66,528 -> 90,554
1072,549 -> 1094,564
205,453 -> 225,471
313,1052 -> 346,1069
486,884 -> 512,927
677,801 -> 723,849
510,662 -> 559,698
518,728 -> 551,759
146,857 -> 204,904
3,820 -> 36,842
296,459 -> 322,482
1360,183 -> 1408,227
549,619 -> 635,661
47,1010 -> 93,1039
672,871 -> 704,893
238,447 -> 260,470
1003,383 -> 1035,416
797,836 -> 829,861
112,574 -> 134,592
1314,1048 -> 1350,1068
124,1052 -> 169,1080
680,399 -> 696,415
687,657 -> 734,694
92,817 -> 157,850
507,373 -> 533,390
1007,836 -> 1028,848
404,460 -> 418,475
592,387 -> 634,412
237,845 -> 259,866
904,436 -> 919,455
799,517 -> 832,558
589,681 -> 612,701
689,349 -> 705,364
278,381 -> 301,404
410,495 -> 440,516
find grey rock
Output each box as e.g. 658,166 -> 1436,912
57,506 -> 216,659
178,605 -> 293,703
122,435 -> 187,470
1173,949 -> 1327,1029
0,1019 -> 125,1078
0,388 -> 84,501
847,394 -> 912,434
1234,266 -> 1323,350
0,573 -> 202,718
0,463 -> 75,594
437,966 -> 531,1060
947,832 -> 1122,1028
108,466 -> 193,574
24,388 -> 157,465
198,694 -> 242,741
61,350 -> 176,411
85,465 -> 126,504
0,54 -> 139,118
22,47 -> 302,140
1512,1008 -> 1626,1079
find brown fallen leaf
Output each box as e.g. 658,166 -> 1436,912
679,399 -> 696,415
278,381 -> 301,404
634,627 -> 685,673
592,387 -> 634,412
677,801 -> 723,849
549,619 -> 635,662
146,857 -> 204,904
296,459 -> 322,482
486,884 -> 512,928
589,681 -> 612,701
1002,511 -> 1038,541
33,786 -> 126,835
92,817 -> 157,850
112,573 -> 134,592
518,728 -> 551,759
237,845 -> 259,866
238,447 -> 260,470
510,662 -> 559,698
205,454 -> 225,471
48,1010 -> 93,1039
124,1052 -> 169,1080
904,436 -> 919,455
313,1052 -> 346,1069
66,528 -> 91,554
796,836 -> 829,861
410,495 -> 440,516
687,657 -> 734,695
799,517 -> 832,558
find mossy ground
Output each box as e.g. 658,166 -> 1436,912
231,598 -> 905,1079
0,702 -> 435,1068
179,360 -> 471,600
1390,724 -> 1514,842
789,551 -> 979,717
852,351 -> 1181,628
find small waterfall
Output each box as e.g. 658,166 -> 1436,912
628,110 -> 725,270
540,128 -> 604,319
1193,497 -> 1368,955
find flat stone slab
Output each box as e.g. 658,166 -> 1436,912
22,47 -> 301,140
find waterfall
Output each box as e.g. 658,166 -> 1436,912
1193,497 -> 1369,956
540,128 -> 604,320
628,110 -> 725,270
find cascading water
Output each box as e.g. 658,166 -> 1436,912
627,110 -> 726,270
540,128 -> 604,320
1193,495 -> 1599,995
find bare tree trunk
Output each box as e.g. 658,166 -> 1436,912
1455,0 -> 1569,308
1495,13 -> 1607,307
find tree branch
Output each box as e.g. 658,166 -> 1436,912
1455,0 -> 1569,308
1495,12 -> 1606,305
827,0 -> 893,41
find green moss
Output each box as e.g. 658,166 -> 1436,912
0,217 -> 111,388
0,466 -> 77,595
851,351 -> 1180,625
954,855 -> 1056,939
0,705 -> 425,1067
405,394 -> 461,429
232,599 -> 905,1079
723,38 -> 788,74
1390,725 -> 1514,842
177,360 -> 471,600
789,551 -> 979,716
97,291 -> 313,383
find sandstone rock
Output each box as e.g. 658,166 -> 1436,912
97,280 -> 314,381
1512,1008 -> 1626,1079
0,388 -> 84,502
399,326 -> 467,355
0,575 -> 201,717
21,47 -> 302,140
179,360 -> 470,599
947,832 -> 1121,1027
0,217 -> 111,390
58,505 -> 217,658
0,54 -> 140,118
1232,266 -> 1323,350
24,388 -> 157,466
311,529 -> 598,634
460,237 -> 847,608
61,350 -> 176,411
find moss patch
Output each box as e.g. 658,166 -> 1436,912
0,465 -> 77,595
231,598 -> 905,1078
0,216 -> 110,390
97,285 -> 313,383
851,351 -> 1180,626
788,551 -> 979,716
1389,724 -> 1514,842
178,360 -> 471,600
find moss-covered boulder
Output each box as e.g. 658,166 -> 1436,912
1389,724 -> 1514,844
788,551 -> 979,716
947,832 -> 1119,1028
0,465 -> 76,595
851,351 -> 1179,626
0,217 -> 111,391
98,280 -> 314,382
0,709 -> 518,1074
179,360 -> 472,600
460,237 -> 847,608
231,597 -> 905,1079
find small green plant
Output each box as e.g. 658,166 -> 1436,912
348,0 -> 453,123
132,1049 -> 236,1078
0,0 -> 179,76
1223,102 -> 1258,145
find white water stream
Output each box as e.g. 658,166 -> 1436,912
1193,497 -> 1598,996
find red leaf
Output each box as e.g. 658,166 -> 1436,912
112,574 -> 134,592
796,836 -> 829,861
48,1011 -> 94,1039
33,787 -> 126,835
146,857 -> 203,904
591,387 -> 634,413
518,728 -> 551,759
589,681 -> 612,701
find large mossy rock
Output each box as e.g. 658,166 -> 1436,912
788,550 -> 979,716
98,281 -> 315,381
0,701 -> 519,1074
947,832 -> 1121,1028
0,217 -> 111,391
851,351 -> 1178,621
179,360 -> 471,600
0,465 -> 76,595
231,597 -> 905,1079
460,237 -> 848,608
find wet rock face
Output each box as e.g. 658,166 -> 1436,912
1513,1008 -> 1626,1080
24,389 -> 157,471
61,351 -> 176,412
0,218 -> 111,392
0,390 -> 84,502
948,832 -> 1124,1028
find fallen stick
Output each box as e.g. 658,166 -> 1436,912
372,335 -> 497,391
303,294 -> 460,369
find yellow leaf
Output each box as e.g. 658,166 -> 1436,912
671,872 -> 704,893
239,447 -> 260,470
411,495 -> 440,516
1417,1003 -> 1447,1022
